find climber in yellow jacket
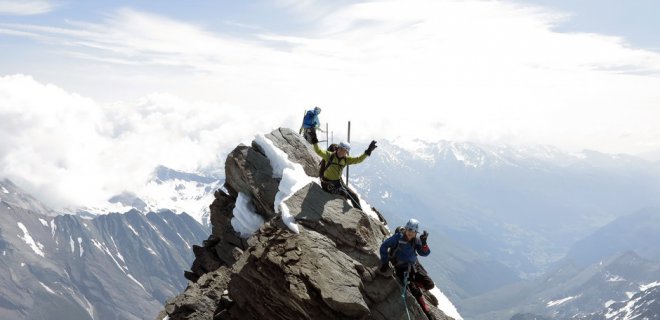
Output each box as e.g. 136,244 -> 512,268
307,130 -> 377,210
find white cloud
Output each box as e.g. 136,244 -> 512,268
0,74 -> 269,208
0,0 -> 54,15
2,0 -> 660,207
2,1 -> 657,156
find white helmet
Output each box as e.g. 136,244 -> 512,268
338,141 -> 351,151
405,218 -> 420,232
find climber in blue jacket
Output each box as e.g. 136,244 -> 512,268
300,106 -> 324,144
380,218 -> 435,316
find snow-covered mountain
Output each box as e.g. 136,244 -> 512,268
458,208 -> 660,320
0,179 -> 209,320
4,135 -> 659,320
72,165 -> 224,227
346,139 -> 660,316
587,282 -> 660,320
460,251 -> 660,320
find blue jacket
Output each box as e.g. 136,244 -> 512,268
380,232 -> 430,266
302,109 -> 320,129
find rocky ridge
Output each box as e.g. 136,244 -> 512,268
157,128 -> 455,320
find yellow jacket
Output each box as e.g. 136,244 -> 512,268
313,143 -> 368,181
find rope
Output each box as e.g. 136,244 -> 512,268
339,185 -> 362,210
402,270 -> 412,320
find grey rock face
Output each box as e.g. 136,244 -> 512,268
263,127 -> 320,177
0,178 -> 55,216
224,145 -> 280,219
161,128 -> 454,320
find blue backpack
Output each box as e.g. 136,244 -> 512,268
302,110 -> 316,127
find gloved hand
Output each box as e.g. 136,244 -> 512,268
309,129 -> 319,144
420,230 -> 429,245
365,140 -> 378,156
379,263 -> 389,273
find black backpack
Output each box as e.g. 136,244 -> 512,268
318,143 -> 339,178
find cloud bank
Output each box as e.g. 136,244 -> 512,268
2,0 -> 660,207
0,74 -> 277,208
1,1 -> 659,154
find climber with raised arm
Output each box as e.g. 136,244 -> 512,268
307,129 -> 377,210
379,218 -> 435,318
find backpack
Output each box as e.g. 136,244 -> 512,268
388,227 -> 416,264
302,110 -> 316,127
318,144 -> 339,178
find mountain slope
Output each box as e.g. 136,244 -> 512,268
459,206 -> 660,320
0,180 -> 209,320
585,283 -> 660,320
1,178 -> 56,216
565,207 -> 660,267
354,139 -> 660,255
348,139 -> 660,302
460,251 -> 660,320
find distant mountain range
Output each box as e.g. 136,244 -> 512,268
3,136 -> 660,320
346,139 -> 660,317
455,207 -> 660,320
463,250 -> 660,320
0,178 -> 209,320
564,207 -> 660,267
71,165 -> 224,227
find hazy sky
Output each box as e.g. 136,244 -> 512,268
1,0 -> 660,208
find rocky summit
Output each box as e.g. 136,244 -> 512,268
157,127 -> 455,320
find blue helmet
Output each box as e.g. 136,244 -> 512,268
314,106 -> 322,114
405,218 -> 420,232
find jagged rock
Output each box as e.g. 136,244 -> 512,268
210,190 -> 235,240
158,267 -> 233,320
160,128 -> 455,320
263,127 -> 320,177
224,145 -> 280,219
185,189 -> 246,281
190,245 -> 222,276
285,182 -> 385,265
228,223 -> 370,319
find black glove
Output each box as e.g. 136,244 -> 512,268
379,263 -> 389,273
365,140 -> 378,156
420,230 -> 429,245
309,129 -> 319,144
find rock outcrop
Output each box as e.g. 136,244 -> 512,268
158,127 -> 454,320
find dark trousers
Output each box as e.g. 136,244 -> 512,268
395,262 -> 435,299
320,179 -> 362,210
303,128 -> 316,144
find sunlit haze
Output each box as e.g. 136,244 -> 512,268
2,0 -> 660,208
